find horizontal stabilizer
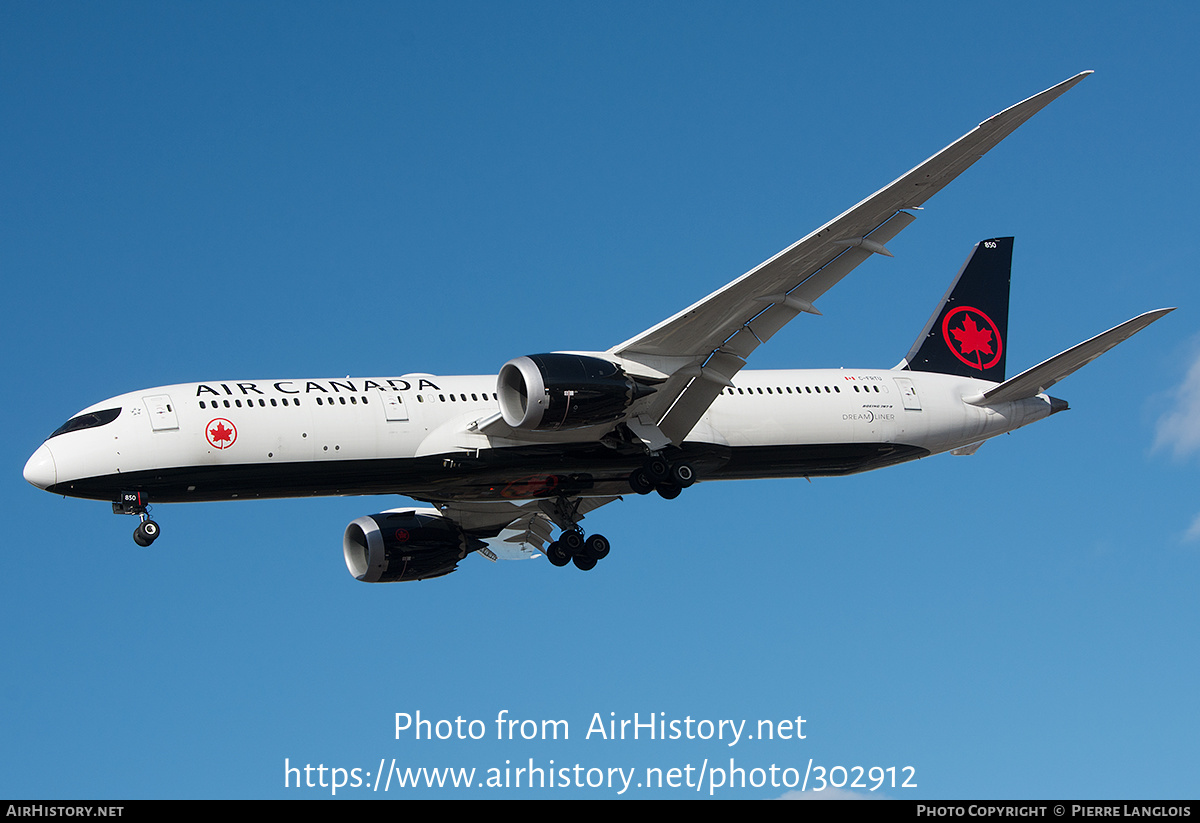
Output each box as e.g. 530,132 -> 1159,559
965,308 -> 1174,405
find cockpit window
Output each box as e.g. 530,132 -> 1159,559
49,407 -> 122,439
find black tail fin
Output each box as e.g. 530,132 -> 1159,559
900,237 -> 1012,382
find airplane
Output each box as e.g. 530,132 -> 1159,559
22,71 -> 1173,583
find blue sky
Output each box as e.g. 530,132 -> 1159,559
3,2 -> 1198,799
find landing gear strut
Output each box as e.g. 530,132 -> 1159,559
114,491 -> 161,547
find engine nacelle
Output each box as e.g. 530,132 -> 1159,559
497,353 -> 650,431
343,509 -> 471,583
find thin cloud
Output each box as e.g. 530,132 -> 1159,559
1184,512 -> 1200,543
1155,350 -> 1200,458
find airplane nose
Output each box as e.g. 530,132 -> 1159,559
23,444 -> 56,489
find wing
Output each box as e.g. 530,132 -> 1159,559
609,72 -> 1093,447
432,495 -> 621,560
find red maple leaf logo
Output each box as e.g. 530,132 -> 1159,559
205,418 -> 237,449
951,314 -> 993,360
942,306 -> 1002,371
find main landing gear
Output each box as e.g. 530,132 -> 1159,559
538,495 -> 611,572
114,491 -> 161,547
545,529 -> 610,572
628,456 -> 695,499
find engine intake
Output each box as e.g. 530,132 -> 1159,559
343,509 -> 471,583
497,353 -> 651,431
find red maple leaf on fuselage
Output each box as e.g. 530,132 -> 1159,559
951,314 -> 994,362
210,422 -> 233,443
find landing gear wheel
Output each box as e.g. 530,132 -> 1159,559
585,533 -> 610,560
133,520 -> 161,547
671,462 -> 696,488
628,468 -> 655,495
572,555 -> 597,571
560,530 -> 585,555
645,457 -> 671,483
656,483 -> 681,500
546,541 -> 571,567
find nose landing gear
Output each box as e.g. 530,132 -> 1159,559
114,491 -> 161,547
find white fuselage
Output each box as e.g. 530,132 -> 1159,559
25,368 -> 1054,506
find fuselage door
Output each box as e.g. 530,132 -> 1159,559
143,394 -> 179,431
893,378 -> 922,411
379,391 -> 410,422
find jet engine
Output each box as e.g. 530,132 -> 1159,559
497,353 -> 654,431
343,509 -> 479,583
